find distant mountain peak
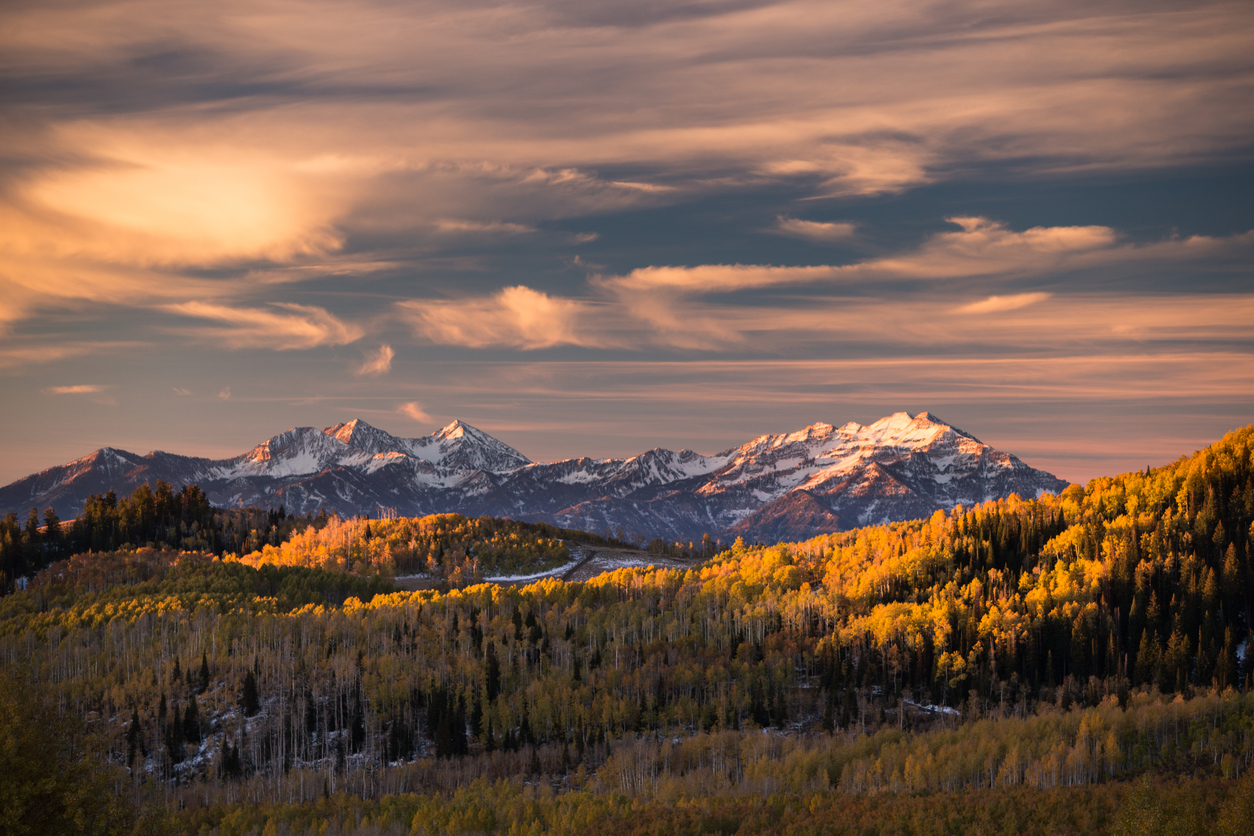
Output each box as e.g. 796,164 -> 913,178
322,419 -> 404,454
436,419 -> 479,440
429,420 -> 530,471
0,410 -> 1067,543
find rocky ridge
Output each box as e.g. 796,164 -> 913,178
0,412 -> 1069,544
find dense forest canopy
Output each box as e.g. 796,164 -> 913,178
0,426 -> 1252,834
233,513 -> 631,581
0,481 -> 322,587
1,483 -> 638,593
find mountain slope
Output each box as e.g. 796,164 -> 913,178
0,412 -> 1068,543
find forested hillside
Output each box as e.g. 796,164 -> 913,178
0,481 -> 324,588
0,426 -> 1251,834
233,513 -> 629,581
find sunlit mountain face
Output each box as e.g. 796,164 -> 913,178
0,412 -> 1067,543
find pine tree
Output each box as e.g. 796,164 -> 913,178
241,670 -> 260,717
42,508 -> 61,560
183,694 -> 201,745
486,640 -> 501,701
166,699 -> 184,763
126,708 -> 143,768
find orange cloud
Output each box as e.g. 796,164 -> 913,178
434,219 -> 537,235
955,293 -> 1052,314
396,221 -> 1253,350
399,285 -> 601,349
399,401 -> 432,422
358,345 -> 395,376
773,216 -> 858,242
43,384 -> 107,394
166,301 -> 363,350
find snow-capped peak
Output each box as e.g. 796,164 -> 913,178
436,419 -> 471,439
427,420 -> 530,471
322,419 -> 406,455
1,410 -> 1068,545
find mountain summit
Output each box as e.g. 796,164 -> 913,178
0,412 -> 1068,544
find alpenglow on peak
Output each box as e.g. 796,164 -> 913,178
0,411 -> 1068,544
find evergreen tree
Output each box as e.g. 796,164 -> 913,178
126,708 -> 143,767
241,670 -> 260,717
183,694 -> 201,745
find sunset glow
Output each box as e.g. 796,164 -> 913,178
1,0 -> 1252,483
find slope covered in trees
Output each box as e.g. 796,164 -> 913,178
0,481 -> 324,590
0,425 -> 1251,834
2,481 -> 634,593
233,513 -> 627,581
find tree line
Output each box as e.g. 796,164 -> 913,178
0,481 -> 328,591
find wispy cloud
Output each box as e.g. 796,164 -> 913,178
165,301 -> 363,350
173,387 -> 192,395
0,342 -> 146,370
434,219 -> 537,235
218,387 -> 232,400
773,216 -> 857,242
42,383 -> 115,405
399,401 -> 431,422
43,384 -> 106,395
397,220 -> 1254,350
955,293 -> 1052,314
399,286 -> 603,349
358,344 -> 394,376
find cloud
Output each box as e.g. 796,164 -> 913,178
399,401 -> 431,422
608,181 -> 675,193
399,285 -> 602,349
581,218 -> 1143,345
173,387 -> 192,395
43,384 -> 106,394
20,144 -> 345,267
434,219 -> 537,235
955,293 -> 1052,314
41,382 -> 116,405
773,216 -> 857,242
358,344 -> 394,376
0,0 -> 1247,277
218,387 -> 231,400
394,221 -> 1253,350
0,341 -> 146,370
593,217 -> 1127,300
165,301 -> 363,350
0,0 -> 1248,353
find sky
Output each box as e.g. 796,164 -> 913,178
1,0 -> 1252,487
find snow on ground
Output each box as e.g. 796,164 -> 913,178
483,558 -> 584,583
903,698 -> 961,716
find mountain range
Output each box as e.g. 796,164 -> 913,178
0,412 -> 1069,544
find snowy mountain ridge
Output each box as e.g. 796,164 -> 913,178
0,412 -> 1069,544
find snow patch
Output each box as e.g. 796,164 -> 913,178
483,558 -> 582,583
